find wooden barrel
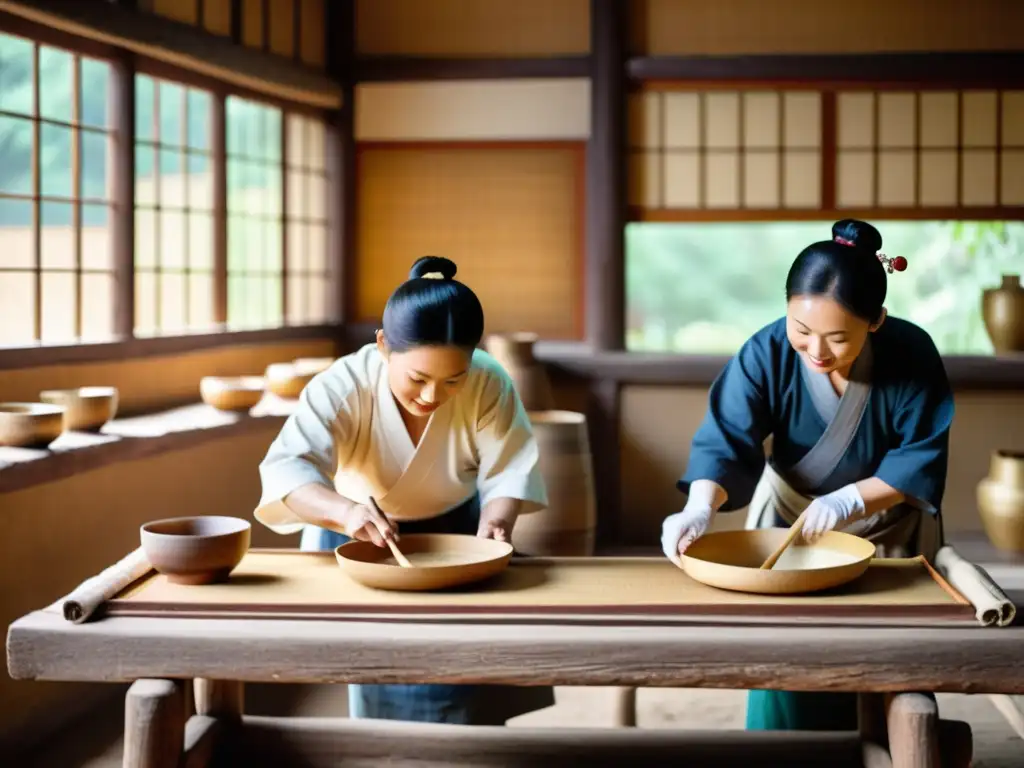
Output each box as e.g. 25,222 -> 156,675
485,332 -> 556,412
513,410 -> 597,557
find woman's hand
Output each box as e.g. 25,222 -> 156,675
661,503 -> 714,562
801,484 -> 865,542
340,502 -> 398,548
661,479 -> 726,562
477,498 -> 520,543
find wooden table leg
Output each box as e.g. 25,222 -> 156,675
885,693 -> 939,768
193,679 -> 243,719
859,692 -> 892,768
611,687 -> 637,727
123,679 -> 185,768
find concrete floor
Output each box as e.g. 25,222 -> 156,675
17,684 -> 1024,767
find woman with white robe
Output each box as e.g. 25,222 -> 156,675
254,255 -> 554,725
660,219 -> 954,732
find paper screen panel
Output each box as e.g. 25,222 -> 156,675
356,146 -> 582,338
356,0 -> 590,56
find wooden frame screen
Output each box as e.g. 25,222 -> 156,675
629,83 -> 1024,221
354,143 -> 585,340
0,30 -> 117,346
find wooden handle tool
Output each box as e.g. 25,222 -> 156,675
759,509 -> 810,571
367,497 -> 413,568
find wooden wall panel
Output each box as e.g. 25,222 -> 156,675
269,0 -> 296,58
356,80 -> 590,141
152,0 -> 198,25
202,0 -> 233,37
355,146 -> 583,339
355,0 -> 590,57
299,0 -> 326,68
632,0 -> 1024,56
242,0 -> 264,49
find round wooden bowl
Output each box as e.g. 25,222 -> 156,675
39,386 -> 118,431
200,376 -> 266,412
678,528 -> 876,595
265,362 -> 317,399
336,533 -> 514,592
293,356 -> 335,375
140,516 -> 251,585
0,402 -> 66,448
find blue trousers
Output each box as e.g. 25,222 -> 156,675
301,496 -> 554,724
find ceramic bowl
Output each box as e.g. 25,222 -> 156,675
336,533 -> 514,591
293,357 -> 335,375
265,362 -> 317,399
200,376 -> 266,412
140,516 -> 251,585
39,386 -> 118,431
677,528 -> 876,595
0,402 -> 66,448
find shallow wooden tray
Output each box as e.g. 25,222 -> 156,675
104,549 -> 975,627
335,534 -> 514,591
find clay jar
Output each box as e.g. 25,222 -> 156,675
976,450 -> 1024,553
982,274 -> 1024,354
484,332 -> 556,412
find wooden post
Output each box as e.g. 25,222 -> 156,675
885,692 -> 940,768
194,679 -> 244,719
123,679 -> 185,768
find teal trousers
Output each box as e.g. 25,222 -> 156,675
746,690 -> 858,731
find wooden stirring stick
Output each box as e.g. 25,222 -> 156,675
367,497 -> 413,568
759,509 -> 810,570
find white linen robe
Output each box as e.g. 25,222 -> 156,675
254,343 -> 547,534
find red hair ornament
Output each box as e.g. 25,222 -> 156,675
833,236 -> 907,273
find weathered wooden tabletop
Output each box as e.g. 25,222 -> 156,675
7,600 -> 1024,694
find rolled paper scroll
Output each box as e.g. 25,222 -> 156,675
60,547 -> 153,623
935,545 -> 1017,627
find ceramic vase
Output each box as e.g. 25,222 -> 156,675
976,450 -> 1024,553
484,332 -> 556,412
982,274 -> 1024,354
511,410 -> 597,557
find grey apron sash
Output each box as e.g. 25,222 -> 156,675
744,341 -> 937,559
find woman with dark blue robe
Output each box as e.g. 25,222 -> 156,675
661,219 -> 954,732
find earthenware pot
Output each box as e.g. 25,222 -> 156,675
200,376 -> 266,412
0,402 -> 66,448
484,332 -> 556,412
976,450 -> 1024,553
39,386 -> 118,431
982,274 -> 1024,353
511,411 -> 596,556
140,516 -> 251,585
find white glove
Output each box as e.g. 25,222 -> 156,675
661,481 -> 718,562
801,484 -> 865,541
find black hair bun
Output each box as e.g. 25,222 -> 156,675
832,219 -> 882,254
409,255 -> 457,281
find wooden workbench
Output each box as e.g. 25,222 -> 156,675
6,549 -> 1022,767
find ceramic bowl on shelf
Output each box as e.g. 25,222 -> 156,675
293,357 -> 336,376
0,402 -> 66,448
200,376 -> 266,412
265,362 -> 317,399
140,515 -> 251,585
39,386 -> 119,431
